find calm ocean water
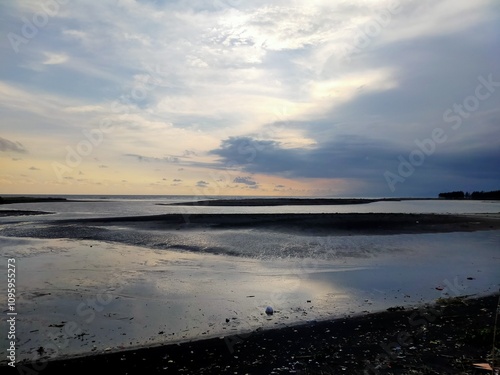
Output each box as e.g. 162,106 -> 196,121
1,196 -> 499,222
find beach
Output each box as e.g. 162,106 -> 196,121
0,197 -> 499,374
7,294 -> 499,374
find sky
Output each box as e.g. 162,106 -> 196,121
1,0 -> 499,197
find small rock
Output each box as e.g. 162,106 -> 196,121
265,306 -> 274,315
387,306 -> 405,312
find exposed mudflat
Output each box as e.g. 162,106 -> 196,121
9,294 -> 499,375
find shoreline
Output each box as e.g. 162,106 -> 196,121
2,196 -> 491,208
162,197 -> 497,207
1,232 -> 498,369
0,197 -> 69,205
1,201 -> 499,374
56,212 -> 500,235
162,198 -> 402,206
8,293 -> 499,374
0,209 -> 54,217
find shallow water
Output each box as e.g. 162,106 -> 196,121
1,198 -> 499,223
0,229 -> 498,362
0,198 -> 499,362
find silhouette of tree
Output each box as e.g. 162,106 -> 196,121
438,191 -> 464,199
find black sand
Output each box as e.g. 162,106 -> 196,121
0,210 -> 54,217
59,213 -> 500,235
162,198 -> 403,206
6,294 -> 499,375
0,197 -> 68,205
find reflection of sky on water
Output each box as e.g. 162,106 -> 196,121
0,229 -> 498,362
1,221 -> 499,261
1,199 -> 500,224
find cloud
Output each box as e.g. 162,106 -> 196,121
210,132 -> 500,196
1,1 -> 499,196
64,105 -> 104,113
0,137 -> 26,153
196,180 -> 209,187
210,135 -> 398,179
171,178 -> 182,186
43,52 -> 69,65
233,176 -> 258,186
125,154 -> 180,163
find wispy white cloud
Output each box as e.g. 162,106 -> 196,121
43,52 -> 68,65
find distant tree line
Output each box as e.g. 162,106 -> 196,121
438,190 -> 500,200
438,191 -> 465,199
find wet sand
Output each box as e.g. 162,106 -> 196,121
1,231 -> 499,372
7,294 -> 499,374
1,204 -> 499,374
0,197 -> 68,205
59,212 -> 500,235
0,210 -> 54,217
163,198 -> 403,206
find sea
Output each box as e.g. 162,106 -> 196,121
0,196 -> 499,362
1,194 -> 500,219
